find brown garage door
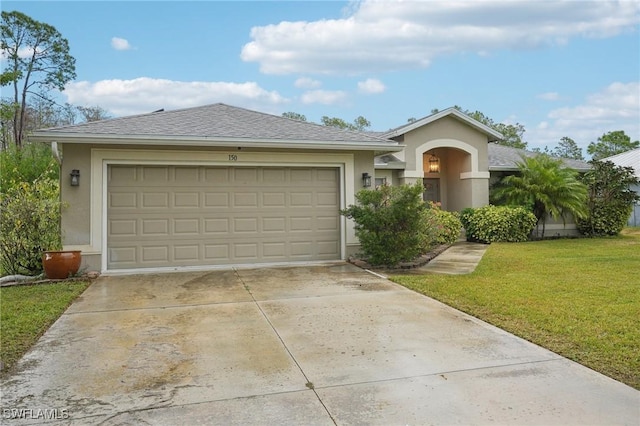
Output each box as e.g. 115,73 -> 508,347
107,165 -> 340,270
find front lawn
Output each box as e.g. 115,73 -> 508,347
393,229 -> 640,390
0,281 -> 91,374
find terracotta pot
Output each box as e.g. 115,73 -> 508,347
42,250 -> 82,279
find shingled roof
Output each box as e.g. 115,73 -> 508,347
30,103 -> 402,152
488,143 -> 591,171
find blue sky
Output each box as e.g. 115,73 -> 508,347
4,1 -> 640,153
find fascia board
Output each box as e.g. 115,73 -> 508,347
29,132 -> 405,152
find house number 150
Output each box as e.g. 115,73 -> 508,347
228,154 -> 238,161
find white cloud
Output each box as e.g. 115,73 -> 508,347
64,77 -> 289,116
111,37 -> 132,51
537,92 -> 561,101
527,81 -> 640,151
294,77 -> 321,89
300,90 -> 347,105
358,78 -> 385,94
241,0 -> 640,75
1,46 -> 42,60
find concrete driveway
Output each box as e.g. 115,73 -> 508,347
1,264 -> 638,425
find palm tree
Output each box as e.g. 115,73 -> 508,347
492,154 -> 588,238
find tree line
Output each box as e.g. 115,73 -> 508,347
283,107 -> 639,161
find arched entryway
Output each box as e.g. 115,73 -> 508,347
413,139 -> 489,211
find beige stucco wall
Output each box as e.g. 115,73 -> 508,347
374,169 -> 394,186
59,144 -> 100,271
395,115 -> 490,211
58,143 -> 375,271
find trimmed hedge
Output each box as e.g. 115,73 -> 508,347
461,205 -> 537,243
424,202 -> 462,245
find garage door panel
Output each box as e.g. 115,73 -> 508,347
263,242 -> 286,258
290,169 -> 313,182
290,192 -> 313,206
109,165 -> 137,184
204,192 -> 230,208
317,216 -> 339,231
262,168 -> 286,182
110,219 -> 137,236
108,165 -> 340,269
141,219 -> 169,235
109,192 -> 137,208
233,192 -> 258,207
317,168 -> 339,181
317,192 -> 339,206
204,218 -> 230,234
262,192 -> 286,207
109,246 -> 136,263
142,192 -> 169,208
174,218 -> 200,235
142,246 -> 169,262
174,192 -> 200,208
233,168 -> 258,183
141,167 -> 169,182
174,245 -> 199,261
233,218 -> 258,233
174,166 -> 200,183
262,217 -> 286,232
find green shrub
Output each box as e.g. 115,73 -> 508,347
424,202 -> 462,245
341,183 -> 431,266
462,205 -> 537,243
0,178 -> 62,275
0,143 -> 62,275
0,143 -> 58,192
460,207 -> 475,236
577,160 -> 640,237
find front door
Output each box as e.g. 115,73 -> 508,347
423,178 -> 440,204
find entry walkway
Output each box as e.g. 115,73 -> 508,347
381,241 -> 489,276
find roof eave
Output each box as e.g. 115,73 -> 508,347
29,132 -> 405,152
375,162 -> 407,170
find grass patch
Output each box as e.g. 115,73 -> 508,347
393,231 -> 640,390
0,281 -> 91,374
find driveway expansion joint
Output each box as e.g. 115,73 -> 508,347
233,267 -> 338,425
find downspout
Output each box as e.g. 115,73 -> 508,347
51,141 -> 63,249
51,141 -> 62,165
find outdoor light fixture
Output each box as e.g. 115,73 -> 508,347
428,155 -> 440,173
70,169 -> 80,186
362,172 -> 372,187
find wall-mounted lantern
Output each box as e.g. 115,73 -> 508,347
70,169 -> 80,186
362,172 -> 372,188
428,155 -> 440,173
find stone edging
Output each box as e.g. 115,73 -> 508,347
348,244 -> 451,270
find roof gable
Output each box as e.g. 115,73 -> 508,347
382,107 -> 504,141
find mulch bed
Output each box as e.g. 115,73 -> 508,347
348,244 -> 451,270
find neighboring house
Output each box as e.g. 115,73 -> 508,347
602,148 -> 640,226
29,104 -> 586,274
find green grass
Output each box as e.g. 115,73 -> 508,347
0,281 -> 91,374
393,229 -> 640,390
